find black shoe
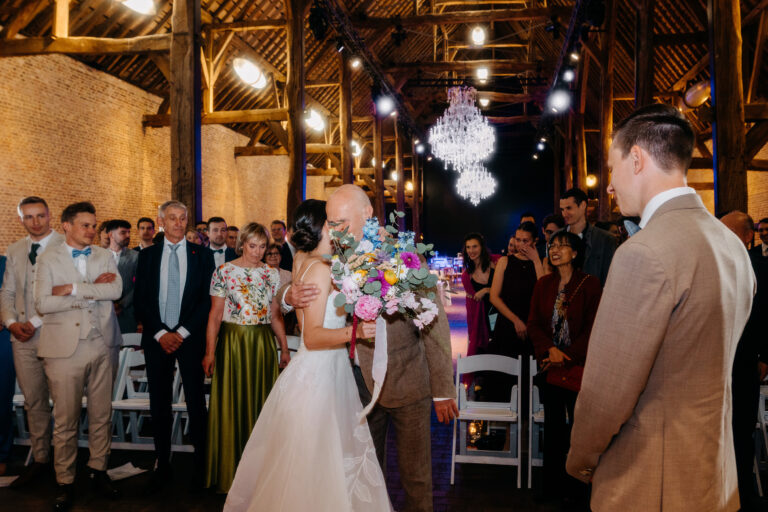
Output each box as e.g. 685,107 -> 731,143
88,468 -> 120,499
10,461 -> 50,489
144,465 -> 172,496
53,484 -> 74,511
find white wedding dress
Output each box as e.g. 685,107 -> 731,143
224,283 -> 392,511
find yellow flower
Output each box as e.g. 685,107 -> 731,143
384,270 -> 398,285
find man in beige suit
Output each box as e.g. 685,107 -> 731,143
34,201 -> 123,511
566,104 -> 755,511
0,196 -> 63,486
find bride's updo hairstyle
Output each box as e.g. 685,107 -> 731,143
291,199 -> 327,252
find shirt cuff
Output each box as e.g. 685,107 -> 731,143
280,285 -> 294,314
154,329 -> 168,342
29,316 -> 43,328
4,318 -> 16,328
433,397 -> 453,402
177,326 -> 191,339
71,284 -> 77,296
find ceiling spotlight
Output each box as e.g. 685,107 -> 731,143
371,158 -> 376,166
532,154 -> 539,160
470,26 -> 486,47
351,140 -> 362,157
426,155 -> 433,161
376,95 -> 395,116
476,67 -> 489,83
390,110 -> 397,117
414,139 -> 420,144
570,51 -> 580,61
350,57 -> 362,69
540,137 -> 547,143
562,67 -> 576,83
586,174 -> 598,188
415,143 -> 425,154
335,37 -> 345,53
537,142 -> 546,151
122,0 -> 156,14
547,88 -> 571,113
390,170 -> 398,181
406,181 -> 414,192
304,108 -> 325,132
233,58 -> 267,89
479,97 -> 490,107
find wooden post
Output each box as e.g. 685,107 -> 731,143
286,0 -> 307,221
53,0 -> 69,38
202,29 -> 214,114
394,119 -> 406,231
170,0 -> 202,222
574,113 -> 588,189
564,114 -> 574,190
412,142 -> 422,238
339,51 -> 354,184
373,114 -> 386,222
598,0 -> 617,220
635,0 -> 655,107
708,0 -> 746,214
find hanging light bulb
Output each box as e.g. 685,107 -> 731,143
350,57 -> 362,69
547,88 -> 571,113
476,67 -> 489,83
351,140 -> 362,157
569,51 -> 580,61
233,58 -> 267,89
122,0 -> 156,15
532,154 -> 539,160
304,109 -> 325,132
371,157 -> 376,166
376,96 -> 395,116
415,143 -> 425,154
537,142 -> 546,151
562,67 -> 576,83
470,26 -> 486,47
586,174 -> 598,188
478,97 -> 490,107
406,181 -> 414,192
390,170 -> 398,181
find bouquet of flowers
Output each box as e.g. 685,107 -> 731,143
327,211 -> 440,358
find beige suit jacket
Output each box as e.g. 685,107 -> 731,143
0,231 -> 64,339
357,286 -> 455,408
34,243 -> 122,358
566,194 -> 755,511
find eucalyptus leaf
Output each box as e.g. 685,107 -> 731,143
333,293 -> 347,308
368,268 -> 379,277
427,292 -> 436,301
395,210 -> 405,218
425,243 -> 434,251
385,225 -> 398,234
363,282 -> 376,294
344,303 -> 354,314
414,267 -> 429,279
425,275 -> 438,288
416,243 -> 427,253
371,280 -> 382,291
389,212 -> 396,224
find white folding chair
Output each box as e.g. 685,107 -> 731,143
111,348 -> 152,446
528,357 -> 544,488
121,332 -> 142,347
451,354 -> 521,487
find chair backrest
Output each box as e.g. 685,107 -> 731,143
121,333 -> 142,347
529,356 -> 544,418
456,354 -> 520,377
121,349 -> 147,400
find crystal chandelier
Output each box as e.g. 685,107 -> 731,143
428,87 -> 495,171
455,162 -> 497,206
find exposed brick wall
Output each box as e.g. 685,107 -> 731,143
0,54 -> 297,253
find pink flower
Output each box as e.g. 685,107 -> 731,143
385,298 -> 400,315
400,252 -> 421,269
355,295 -> 382,321
341,276 -> 362,303
368,274 -> 391,296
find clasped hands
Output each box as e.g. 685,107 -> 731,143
159,332 -> 184,355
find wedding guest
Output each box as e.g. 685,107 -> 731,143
106,219 -> 138,333
559,187 -> 616,285
35,201 -> 123,510
528,231 -> 601,506
97,221 -> 111,249
135,201 -> 214,493
134,217 -> 155,251
753,217 -> 768,257
595,221 -> 622,246
226,226 -> 239,250
0,196 -> 62,488
207,217 -> 237,268
567,104 -> 754,511
186,229 -> 203,245
264,243 -> 296,336
270,220 -> 294,272
540,214 -> 566,271
203,223 -> 289,493
460,233 -> 497,358
195,221 -> 208,235
0,256 -> 12,477
199,231 -> 210,248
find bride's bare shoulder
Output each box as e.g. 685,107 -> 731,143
296,256 -> 331,282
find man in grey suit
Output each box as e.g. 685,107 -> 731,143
35,201 -> 123,511
559,187 -> 616,286
106,219 -> 139,333
0,196 -> 62,487
566,105 -> 754,511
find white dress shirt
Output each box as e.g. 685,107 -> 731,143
63,243 -> 93,300
155,238 -> 190,341
210,243 -> 226,268
110,249 -> 122,267
638,186 -> 696,229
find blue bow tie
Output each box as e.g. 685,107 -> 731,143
72,247 -> 92,258
624,220 -> 642,237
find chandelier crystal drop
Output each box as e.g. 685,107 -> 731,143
455,162 -> 497,206
428,86 -> 495,172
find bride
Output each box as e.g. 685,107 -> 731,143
224,199 -> 392,511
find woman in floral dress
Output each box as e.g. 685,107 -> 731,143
202,222 -> 290,493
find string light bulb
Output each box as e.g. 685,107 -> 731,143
470,26 -> 486,47
304,109 -> 325,132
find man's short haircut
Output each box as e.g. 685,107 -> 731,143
227,225 -> 239,232
158,200 -> 188,218
17,196 -> 49,217
106,219 -> 131,233
137,217 -> 155,228
612,103 -> 695,173
207,216 -> 226,226
759,217 -> 768,226
61,201 -> 96,224
520,211 -> 535,220
271,220 -> 287,230
561,188 -> 589,206
542,213 -> 566,229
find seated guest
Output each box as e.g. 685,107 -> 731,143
460,233 -> 497,358
97,221 -> 111,249
106,220 -> 138,334
207,217 -> 237,268
186,229 -> 203,245
528,231 -> 601,506
203,223 -> 289,493
753,217 -> 768,257
134,217 -> 155,251
135,201 -> 214,493
0,256 -> 12,476
226,226 -> 239,250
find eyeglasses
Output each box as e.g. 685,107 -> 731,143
265,252 -> 280,256
548,243 -> 571,250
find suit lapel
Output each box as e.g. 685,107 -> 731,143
181,243 -> 196,310
56,244 -> 83,283
152,244 -> 162,301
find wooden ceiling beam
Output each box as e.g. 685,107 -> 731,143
142,107 -> 289,127
354,6 -> 572,29
0,0 -> 50,40
745,103 -> 768,121
235,143 -> 341,156
203,19 -> 287,32
690,158 -> 768,170
486,115 -> 540,125
385,59 -> 545,74
0,33 -> 172,57
653,31 -> 708,46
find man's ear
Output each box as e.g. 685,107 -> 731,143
630,145 -> 645,175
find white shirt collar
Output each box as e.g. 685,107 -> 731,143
164,237 -> 186,250
28,230 -> 56,249
210,242 -> 226,251
763,244 -> 768,257
64,243 -> 91,256
638,187 -> 696,229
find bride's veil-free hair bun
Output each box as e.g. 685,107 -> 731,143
291,199 -> 327,252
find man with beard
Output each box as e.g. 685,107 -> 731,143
106,219 -> 139,334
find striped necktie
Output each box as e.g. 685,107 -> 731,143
165,244 -> 181,328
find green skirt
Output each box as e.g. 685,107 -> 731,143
205,322 -> 279,493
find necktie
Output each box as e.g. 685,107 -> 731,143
29,243 -> 40,265
624,220 -> 642,237
165,244 -> 181,328
213,249 -> 224,254
72,247 -> 92,258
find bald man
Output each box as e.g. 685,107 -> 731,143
722,211 -> 768,511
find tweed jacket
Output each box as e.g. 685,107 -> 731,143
566,193 -> 755,511
34,243 -> 123,358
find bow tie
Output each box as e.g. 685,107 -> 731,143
624,220 -> 642,237
213,249 -> 224,254
72,247 -> 92,258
